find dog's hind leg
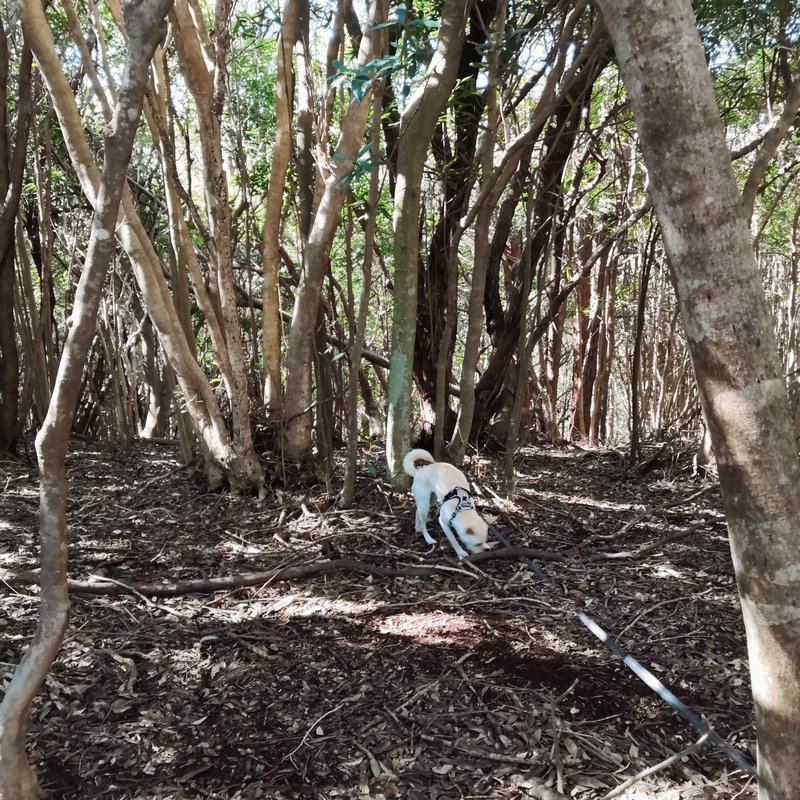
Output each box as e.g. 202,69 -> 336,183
414,491 -> 437,545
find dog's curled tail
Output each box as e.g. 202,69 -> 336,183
402,449 -> 434,476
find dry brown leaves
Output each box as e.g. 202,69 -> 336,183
0,440 -> 755,799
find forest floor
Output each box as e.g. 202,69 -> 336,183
1,438 -> 756,800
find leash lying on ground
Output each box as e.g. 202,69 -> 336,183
466,504 -> 756,776
576,612 -> 755,775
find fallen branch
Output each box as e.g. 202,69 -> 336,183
581,485 -> 716,546
585,519 -> 709,562
601,733 -> 710,799
2,547 -> 567,598
470,546 -> 567,564
419,734 -> 569,800
0,558 -> 472,597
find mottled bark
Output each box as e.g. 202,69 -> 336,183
597,2 -> 800,797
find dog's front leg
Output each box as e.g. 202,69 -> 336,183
437,513 -> 469,559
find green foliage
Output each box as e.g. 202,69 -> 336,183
330,58 -> 389,102
694,0 -> 790,62
227,14 -> 279,195
329,1 -> 438,104
333,142 -> 376,190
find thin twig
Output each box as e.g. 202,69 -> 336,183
601,733 -> 710,799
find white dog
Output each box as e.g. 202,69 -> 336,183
402,449 -> 490,558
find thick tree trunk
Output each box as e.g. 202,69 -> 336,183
597,2 -> 800,797
0,4 -> 170,797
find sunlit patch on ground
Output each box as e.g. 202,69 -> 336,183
374,610 -> 484,646
266,594 -> 385,618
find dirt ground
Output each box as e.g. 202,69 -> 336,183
1,439 -> 756,800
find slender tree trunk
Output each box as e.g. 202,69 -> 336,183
385,0 -> 469,485
282,0 -> 387,461
569,222 -> 593,440
311,11 -> 346,480
502,187 -> 536,491
741,70 -> 800,222
630,250 -> 651,461
0,5 -> 171,797
294,0 -> 314,241
170,0 -> 263,488
340,90 -> 381,506
447,0 -> 507,466
591,257 -> 616,443
261,0 -> 300,412
0,30 -> 33,453
597,3 -> 800,797
15,227 -> 52,428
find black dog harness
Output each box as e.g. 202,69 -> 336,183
442,486 -> 475,523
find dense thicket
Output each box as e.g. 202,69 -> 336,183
1,0 -> 797,482
2,0 -> 800,796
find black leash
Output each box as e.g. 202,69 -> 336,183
480,516 -> 755,776
488,521 -> 547,580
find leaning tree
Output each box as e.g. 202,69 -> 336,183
596,1 -> 800,797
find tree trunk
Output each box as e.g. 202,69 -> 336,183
282,0 -> 387,461
568,221 -> 593,441
597,2 -> 800,797
0,4 -> 170,797
630,248 -> 651,461
0,30 -> 33,453
170,0 -> 263,488
447,0 -> 507,465
260,0 -> 300,412
473,53 -> 602,440
385,0 -> 469,486
26,0 -> 261,492
340,91 -> 381,506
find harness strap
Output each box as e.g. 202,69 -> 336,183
442,487 -> 474,521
